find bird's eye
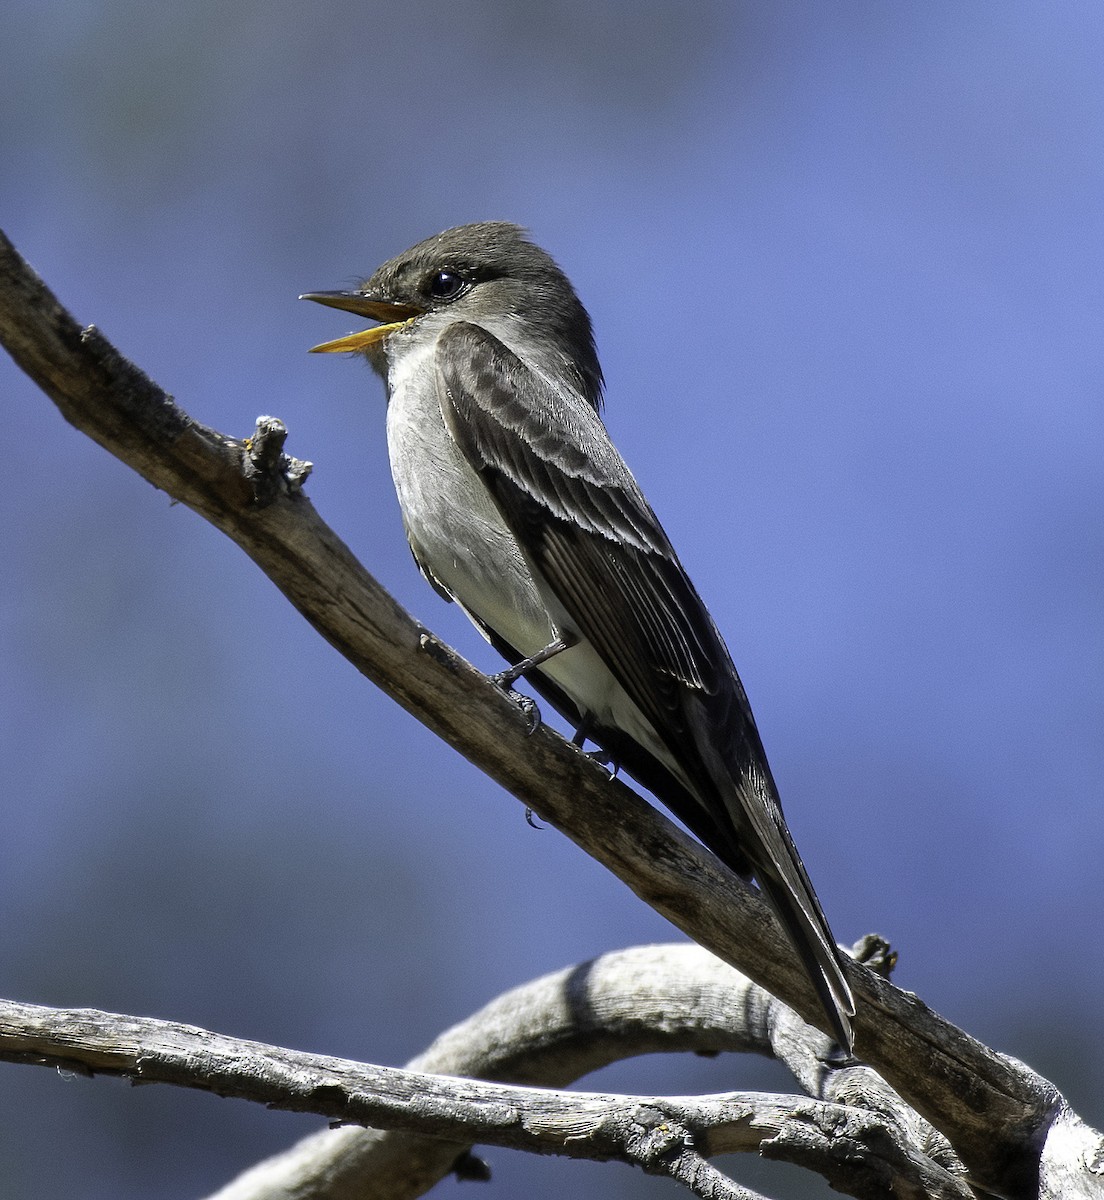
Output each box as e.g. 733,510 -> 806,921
427,269 -> 466,301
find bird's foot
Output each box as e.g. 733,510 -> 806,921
582,748 -> 620,780
573,715 -> 614,772
569,717 -> 619,776
490,679 -> 542,736
588,750 -> 619,778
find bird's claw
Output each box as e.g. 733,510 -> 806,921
492,681 -> 541,735
585,749 -> 620,780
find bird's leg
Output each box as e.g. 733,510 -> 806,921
570,712 -> 618,775
490,636 -> 572,688
489,636 -> 574,737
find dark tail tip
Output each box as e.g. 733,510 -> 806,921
760,877 -> 856,1054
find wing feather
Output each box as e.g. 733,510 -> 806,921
436,321 -> 719,720
433,319 -> 854,1048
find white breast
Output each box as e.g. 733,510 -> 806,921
385,338 -> 554,657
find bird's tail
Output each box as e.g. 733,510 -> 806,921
705,750 -> 856,1052
754,864 -> 855,1052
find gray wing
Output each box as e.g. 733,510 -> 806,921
433,320 -> 855,1050
433,320 -> 740,763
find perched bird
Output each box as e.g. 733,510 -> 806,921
303,222 -> 854,1049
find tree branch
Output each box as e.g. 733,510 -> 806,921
0,227 -> 1088,1198
205,941 -> 971,1200
0,970 -> 972,1200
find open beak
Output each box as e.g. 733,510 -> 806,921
299,291 -> 424,353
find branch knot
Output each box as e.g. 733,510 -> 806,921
242,415 -> 312,504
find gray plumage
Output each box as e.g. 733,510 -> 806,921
304,222 -> 855,1050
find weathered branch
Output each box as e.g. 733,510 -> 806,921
0,227 -> 1095,1198
205,941 -> 971,1200
0,956 -> 972,1200
0,993 -> 816,1195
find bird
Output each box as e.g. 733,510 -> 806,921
302,221 -> 855,1050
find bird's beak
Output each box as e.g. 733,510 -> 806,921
299,291 -> 424,353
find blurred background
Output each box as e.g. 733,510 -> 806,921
2,3 -> 1103,1197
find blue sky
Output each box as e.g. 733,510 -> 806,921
2,4 -> 1102,1197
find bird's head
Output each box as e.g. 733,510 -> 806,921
302,221 -> 604,410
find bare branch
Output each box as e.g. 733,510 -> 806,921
206,942 -> 971,1200
0,228 -> 1079,1198
0,988 -> 971,1200
1038,1105 -> 1104,1200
